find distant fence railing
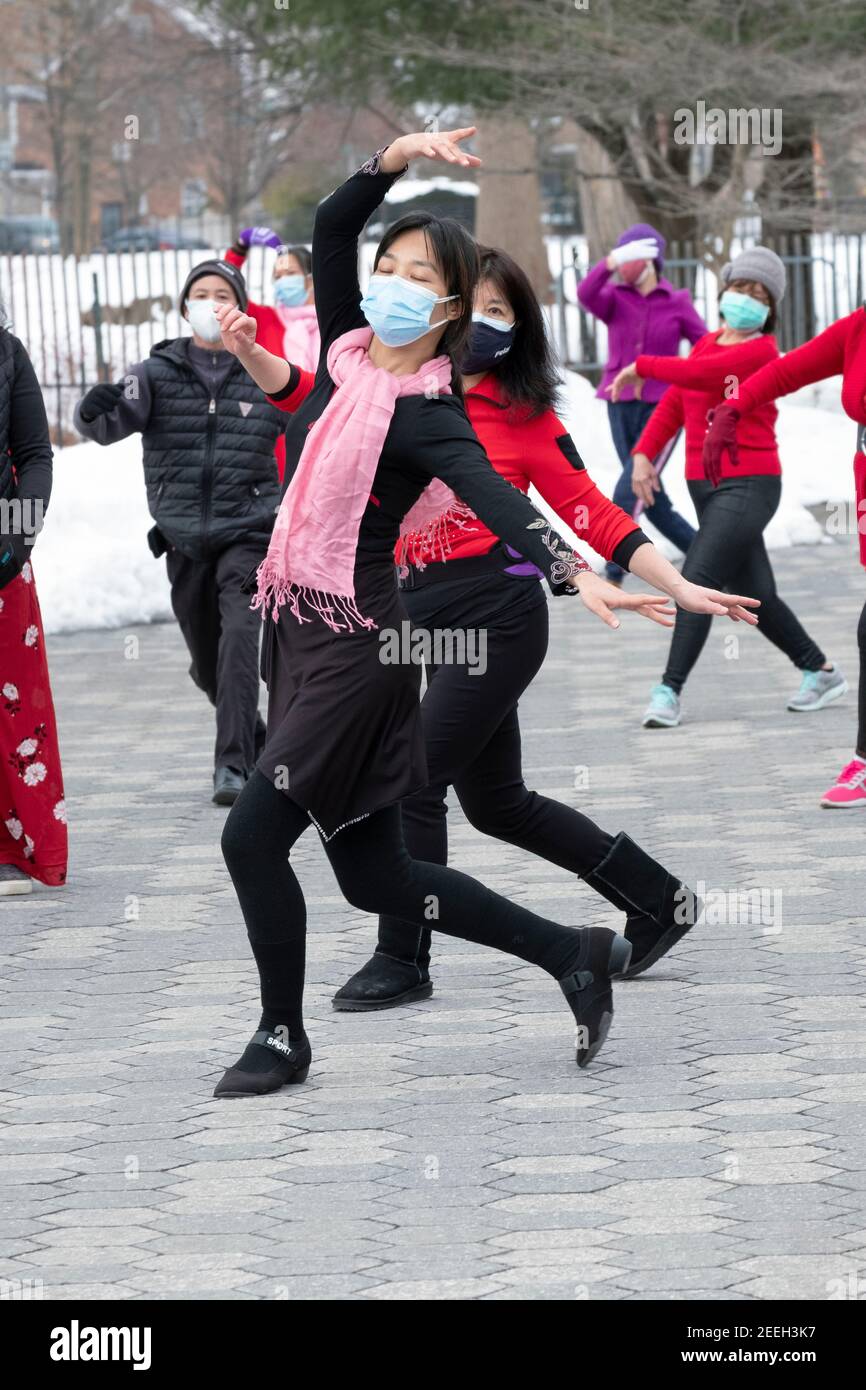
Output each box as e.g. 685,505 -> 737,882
0,245 -> 280,444
2,231 -> 865,441
548,230 -> 866,382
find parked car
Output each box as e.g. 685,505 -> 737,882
0,216 -> 60,253
98,226 -> 164,253
97,226 -> 212,253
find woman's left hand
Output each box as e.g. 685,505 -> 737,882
672,578 -> 760,623
379,128 -> 482,175
571,571 -> 676,629
607,362 -> 643,402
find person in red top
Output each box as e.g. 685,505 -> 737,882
225,229 -> 320,481
221,244 -> 761,1007
703,305 -> 866,808
610,247 -> 845,731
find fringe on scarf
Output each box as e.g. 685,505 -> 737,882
252,560 -> 378,634
396,500 -> 477,571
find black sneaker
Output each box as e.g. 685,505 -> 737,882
214,1031 -> 311,1098
333,954 -> 433,1011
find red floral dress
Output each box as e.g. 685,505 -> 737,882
0,559 -> 67,884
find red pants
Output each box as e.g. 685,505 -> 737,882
0,563 -> 67,885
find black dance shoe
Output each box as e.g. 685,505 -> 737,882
332,955 -> 433,1011
559,927 -> 632,1068
583,832 -> 701,980
213,766 -> 245,806
213,1030 -> 311,1098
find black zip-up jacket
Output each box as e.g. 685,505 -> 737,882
0,329 -> 53,582
73,337 -> 284,561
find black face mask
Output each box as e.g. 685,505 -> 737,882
460,316 -> 516,375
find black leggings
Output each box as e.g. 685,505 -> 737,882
858,599 -> 866,758
221,770 -> 595,1040
663,476 -> 826,694
378,590 -> 613,966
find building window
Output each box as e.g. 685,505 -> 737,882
181,179 -> 208,218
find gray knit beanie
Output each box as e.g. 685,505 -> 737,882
720,247 -> 786,305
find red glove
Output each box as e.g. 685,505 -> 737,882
703,403 -> 741,487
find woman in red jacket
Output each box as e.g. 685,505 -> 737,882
703,305 -> 866,808
609,247 -> 844,730
225,230 -> 320,481
219,245 -> 759,1010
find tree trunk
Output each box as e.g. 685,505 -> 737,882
475,117 -> 551,301
573,127 -> 640,267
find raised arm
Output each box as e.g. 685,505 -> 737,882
576,259 -> 617,324
635,334 -> 777,392
734,312 -> 852,413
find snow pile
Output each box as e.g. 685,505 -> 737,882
31,370 -> 857,635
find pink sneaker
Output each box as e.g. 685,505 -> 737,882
820,759 -> 866,808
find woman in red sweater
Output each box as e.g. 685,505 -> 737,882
703,306 -> 866,808
224,230 -> 320,481
219,244 -> 760,1008
610,247 -> 844,730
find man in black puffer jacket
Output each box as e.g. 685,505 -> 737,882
74,260 -> 285,805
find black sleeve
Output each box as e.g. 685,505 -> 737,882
614,530 -> 652,570
413,396 -> 588,592
8,336 -> 53,513
312,155 -> 408,353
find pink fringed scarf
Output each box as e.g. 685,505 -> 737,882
254,326 -> 475,631
275,302 -> 320,374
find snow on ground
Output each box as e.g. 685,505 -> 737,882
33,369 -> 857,636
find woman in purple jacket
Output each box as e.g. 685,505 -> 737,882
578,223 -> 706,581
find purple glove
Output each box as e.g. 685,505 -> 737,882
237,226 -> 283,250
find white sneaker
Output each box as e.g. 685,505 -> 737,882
642,683 -> 682,728
788,663 -> 848,712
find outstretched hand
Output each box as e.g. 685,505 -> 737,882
607,362 -> 643,402
672,578 -> 760,624
380,127 -> 482,175
572,572 -> 677,629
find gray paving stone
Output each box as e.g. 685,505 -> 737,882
2,544 -> 863,1300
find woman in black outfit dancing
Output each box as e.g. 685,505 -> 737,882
214,128 -> 758,1096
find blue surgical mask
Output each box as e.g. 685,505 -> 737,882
360,273 -> 457,348
460,312 -> 516,374
720,289 -> 769,331
274,274 -> 308,308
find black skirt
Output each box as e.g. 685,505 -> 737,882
257,556 -> 426,839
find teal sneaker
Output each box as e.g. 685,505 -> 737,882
787,663 -> 848,712
642,683 -> 681,728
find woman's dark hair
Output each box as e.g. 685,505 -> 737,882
720,281 -> 777,335
476,246 -> 561,416
284,244 -> 312,276
374,212 -> 479,390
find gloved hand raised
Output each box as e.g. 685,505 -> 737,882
236,226 -> 283,250
609,238 -> 660,267
78,380 -> 125,423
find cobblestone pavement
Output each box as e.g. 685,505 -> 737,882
2,540 -> 865,1302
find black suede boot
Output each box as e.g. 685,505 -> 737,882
332,923 -> 433,1011
582,833 -> 701,980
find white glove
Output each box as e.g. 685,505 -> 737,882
610,237 -> 659,266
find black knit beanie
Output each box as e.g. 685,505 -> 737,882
179,259 -> 248,313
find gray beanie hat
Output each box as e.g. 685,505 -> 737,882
720,247 -> 786,305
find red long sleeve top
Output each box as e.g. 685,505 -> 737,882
721,307 -> 866,565
634,331 -> 781,481
267,368 -> 643,566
